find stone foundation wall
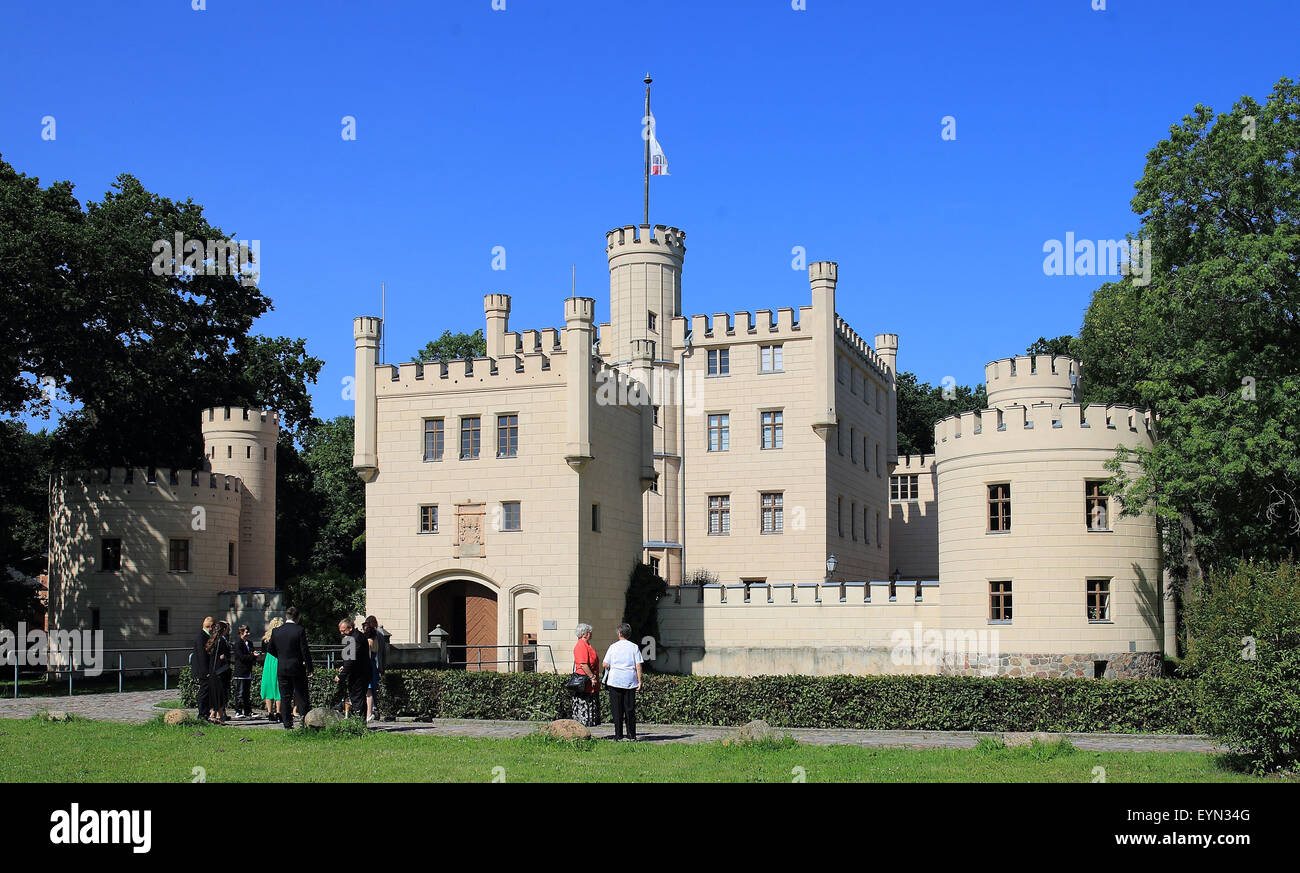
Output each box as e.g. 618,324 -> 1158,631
939,651 -> 1161,679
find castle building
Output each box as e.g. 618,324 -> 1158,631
46,407 -> 284,666
353,219 -> 1175,678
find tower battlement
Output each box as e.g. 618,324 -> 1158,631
54,467 -> 244,507
605,224 -> 687,258
377,351 -> 565,395
353,315 -> 382,341
201,406 -> 280,435
895,453 -> 934,472
835,316 -> 890,380
984,355 -> 1081,408
686,307 -> 806,342
809,261 -> 838,283
935,401 -> 1154,452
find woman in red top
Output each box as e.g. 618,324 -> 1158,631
572,623 -> 601,727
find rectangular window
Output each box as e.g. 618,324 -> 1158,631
760,344 -> 783,373
1086,480 -> 1109,530
837,496 -> 844,537
649,557 -> 661,578
760,410 -> 784,450
649,475 -> 659,494
591,503 -> 600,532
890,474 -> 920,501
707,414 -> 730,452
760,492 -> 784,533
875,443 -> 881,476
837,418 -> 843,455
158,609 -> 169,635
169,539 -> 190,573
648,312 -> 657,332
863,437 -> 869,471
990,580 -> 1013,621
1088,579 -> 1111,621
100,538 -> 121,572
652,405 -> 660,426
460,416 -> 481,459
228,542 -> 236,576
876,511 -> 881,547
419,505 -> 438,533
497,414 -> 519,458
502,501 -> 522,531
875,384 -> 883,413
864,506 -> 870,544
850,426 -> 856,462
851,501 -> 857,540
423,418 -> 445,461
988,483 -> 1012,531
707,348 -> 730,376
837,357 -> 847,384
708,495 -> 731,535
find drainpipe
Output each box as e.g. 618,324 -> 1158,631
679,332 -> 693,583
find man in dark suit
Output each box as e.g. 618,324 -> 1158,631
231,625 -> 256,718
267,606 -> 312,729
192,616 -> 214,720
335,618 -> 372,719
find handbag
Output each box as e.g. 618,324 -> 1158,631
565,670 -> 589,694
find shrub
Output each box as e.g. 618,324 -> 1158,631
1185,560 -> 1300,773
622,562 -> 667,650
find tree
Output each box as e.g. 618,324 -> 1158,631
1078,78 -> 1300,597
0,156 -> 323,468
1025,335 -> 1081,359
299,416 -> 366,578
895,371 -> 988,455
413,329 -> 486,363
0,420 -> 52,577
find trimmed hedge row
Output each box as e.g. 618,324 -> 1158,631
181,667 -> 1203,733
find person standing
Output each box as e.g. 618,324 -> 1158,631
205,621 -> 231,724
363,616 -> 381,721
231,625 -> 255,719
335,618 -> 371,719
192,616 -> 214,721
570,623 -> 601,727
601,623 -> 644,741
268,607 -> 312,729
259,618 -> 283,721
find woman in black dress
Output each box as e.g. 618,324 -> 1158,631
205,621 -> 232,723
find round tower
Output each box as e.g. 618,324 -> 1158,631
605,224 -> 686,364
202,406 -> 279,588
985,354 -> 1081,408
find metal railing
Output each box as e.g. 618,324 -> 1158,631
447,644 -> 557,673
7,644 -> 347,697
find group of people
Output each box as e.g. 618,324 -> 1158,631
570,622 -> 645,741
192,609 -> 384,729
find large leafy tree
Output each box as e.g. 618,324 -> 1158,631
0,156 -> 322,467
1079,78 -> 1300,600
413,329 -> 485,363
895,371 -> 988,455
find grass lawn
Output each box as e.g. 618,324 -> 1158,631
0,716 -> 1278,782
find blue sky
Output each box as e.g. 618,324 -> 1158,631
4,0 -> 1297,429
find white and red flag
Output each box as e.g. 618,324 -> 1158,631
648,112 -> 669,176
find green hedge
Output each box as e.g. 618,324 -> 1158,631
180,665 -> 347,712
181,667 -> 1205,734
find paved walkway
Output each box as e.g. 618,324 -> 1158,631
0,689 -> 1223,752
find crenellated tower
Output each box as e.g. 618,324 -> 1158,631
985,354 -> 1081,408
605,224 -> 686,365
201,406 -> 279,588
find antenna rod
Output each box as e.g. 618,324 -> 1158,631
643,73 -> 652,227
380,282 -> 386,364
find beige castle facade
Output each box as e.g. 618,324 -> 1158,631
353,221 -> 1176,678
46,407 -> 284,667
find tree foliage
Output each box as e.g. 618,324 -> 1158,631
895,371 -> 987,455
1079,78 -> 1300,587
413,329 -> 486,363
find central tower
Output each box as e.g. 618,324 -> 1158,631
605,224 -> 686,364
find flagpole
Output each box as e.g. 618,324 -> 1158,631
643,73 -> 652,227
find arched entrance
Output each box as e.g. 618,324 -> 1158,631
426,579 -> 498,671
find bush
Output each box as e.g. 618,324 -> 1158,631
179,665 -> 346,711
1186,560 -> 1300,773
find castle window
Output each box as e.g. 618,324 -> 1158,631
649,557 -> 661,578
169,539 -> 190,573
876,511 -> 881,547
1087,579 -> 1111,621
864,506 -> 869,544
1086,480 -> 1110,531
591,503 -> 600,532
227,445 -> 232,459
652,405 -> 660,426
708,495 -> 731,535
891,474 -> 920,502
246,446 -> 251,458
760,410 -> 784,450
497,414 -> 519,458
837,496 -> 844,537
851,501 -> 857,540
759,344 -> 783,373
263,447 -> 268,460
707,348 -> 729,376
648,312 -> 657,333
990,580 -> 1013,621
850,426 -> 856,462
863,437 -> 869,471
875,384 -> 882,413
419,505 -> 438,533
760,492 -> 784,533
707,414 -> 730,452
837,357 -> 847,384
100,538 -> 122,572
158,609 -> 169,635
988,483 -> 1011,532
875,443 -> 881,476
228,542 -> 236,575
649,475 -> 659,494
460,417 -> 481,460
424,418 -> 445,461
501,501 -> 522,531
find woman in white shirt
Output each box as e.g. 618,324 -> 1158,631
601,622 -> 644,741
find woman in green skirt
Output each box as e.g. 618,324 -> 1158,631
260,618 -> 283,721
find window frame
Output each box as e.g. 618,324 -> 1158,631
987,483 -> 1012,532
419,504 -> 439,534
496,413 -> 519,459
168,538 -> 191,573
989,580 -> 1013,622
423,417 -> 445,462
